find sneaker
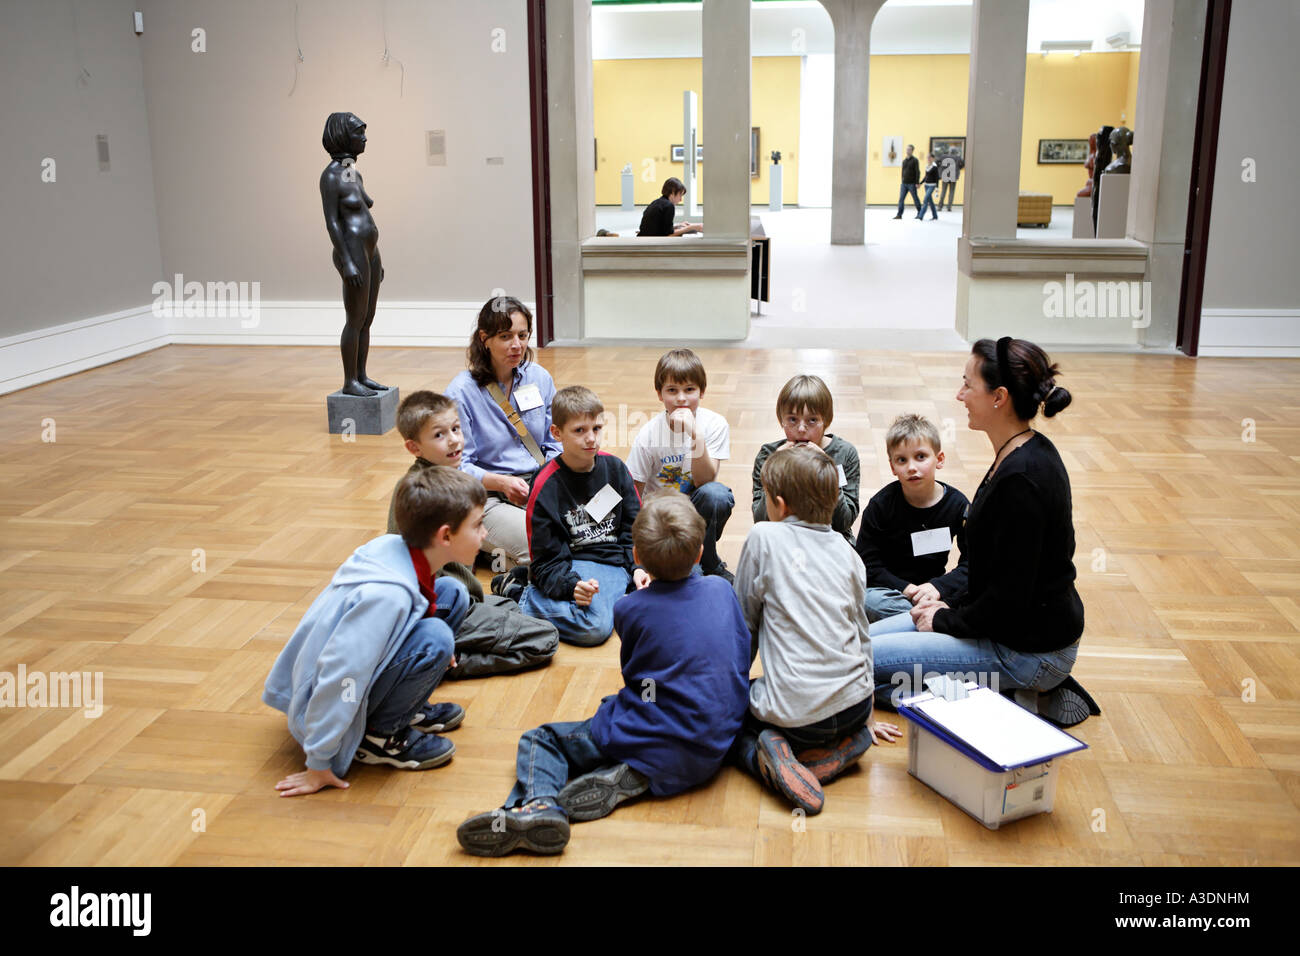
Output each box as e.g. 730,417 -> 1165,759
457,801 -> 571,857
354,728 -> 454,770
558,763 -> 650,821
491,565 -> 529,602
703,562 -> 735,585
756,729 -> 824,815
1037,675 -> 1100,728
796,726 -> 873,784
408,702 -> 464,733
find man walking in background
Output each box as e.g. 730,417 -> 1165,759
894,145 -> 921,220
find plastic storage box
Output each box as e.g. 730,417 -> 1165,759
899,686 -> 1087,830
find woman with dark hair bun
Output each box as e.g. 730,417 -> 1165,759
446,296 -> 560,576
870,336 -> 1098,726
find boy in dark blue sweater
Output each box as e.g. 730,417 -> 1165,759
517,386 -> 647,647
457,490 -> 752,856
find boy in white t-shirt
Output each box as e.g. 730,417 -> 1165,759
627,349 -> 736,583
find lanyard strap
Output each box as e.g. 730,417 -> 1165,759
485,381 -> 546,467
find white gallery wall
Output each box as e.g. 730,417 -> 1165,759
1199,0 -> 1300,355
2,0 -> 536,393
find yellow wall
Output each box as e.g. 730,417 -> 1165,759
595,52 -> 1138,208
593,57 -> 800,206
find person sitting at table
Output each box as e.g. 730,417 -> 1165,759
638,178 -> 702,237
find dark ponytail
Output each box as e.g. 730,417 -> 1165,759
971,337 -> 1072,420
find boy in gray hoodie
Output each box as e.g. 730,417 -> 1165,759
730,444 -> 900,815
264,466 -> 486,796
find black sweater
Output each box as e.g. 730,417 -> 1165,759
525,452 -> 640,600
638,197 -> 676,237
923,162 -> 940,185
933,433 -> 1085,653
855,481 -> 969,601
901,155 -> 920,185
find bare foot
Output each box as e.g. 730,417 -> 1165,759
359,375 -> 387,390
342,380 -> 378,397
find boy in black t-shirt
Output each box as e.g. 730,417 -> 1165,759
518,386 -> 648,647
855,415 -> 969,623
637,177 -> 702,237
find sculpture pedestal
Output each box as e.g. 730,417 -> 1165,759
769,164 -> 783,212
1096,173 -> 1130,239
326,386 -> 399,435
1072,196 -> 1093,238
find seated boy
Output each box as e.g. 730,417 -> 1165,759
731,445 -> 901,815
855,414 -> 970,624
265,466 -> 485,796
387,391 -> 558,677
627,348 -> 735,582
457,491 -> 751,856
518,386 -> 648,647
751,374 -> 861,544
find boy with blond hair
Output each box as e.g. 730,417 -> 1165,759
386,390 -> 558,677
457,491 -> 751,856
265,466 -> 484,795
627,348 -> 736,582
751,374 -> 861,543
519,386 -> 647,647
731,445 -> 900,815
856,414 -> 969,623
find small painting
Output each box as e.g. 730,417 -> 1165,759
1038,138 -> 1089,164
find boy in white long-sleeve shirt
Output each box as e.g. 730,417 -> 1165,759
730,444 -> 900,814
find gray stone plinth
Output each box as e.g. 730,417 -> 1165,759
327,386 -> 399,435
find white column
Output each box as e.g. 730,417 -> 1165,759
819,0 -> 887,245
702,0 -> 751,239
961,0 -> 1029,241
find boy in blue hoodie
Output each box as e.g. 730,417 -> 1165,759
265,466 -> 487,797
456,490 -> 751,856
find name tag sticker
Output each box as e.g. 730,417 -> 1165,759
836,464 -> 848,488
514,384 -> 544,411
584,483 -> 622,522
911,527 -> 952,556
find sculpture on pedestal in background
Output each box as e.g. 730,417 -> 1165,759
1090,124 -> 1115,238
1104,126 -> 1133,174
1077,132 -> 1098,198
321,112 -> 388,397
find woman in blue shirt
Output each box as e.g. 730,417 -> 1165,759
446,296 -> 560,571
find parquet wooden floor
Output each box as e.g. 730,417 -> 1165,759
2,344 -> 1299,866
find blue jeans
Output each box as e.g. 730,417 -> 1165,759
685,481 -> 734,572
518,559 -> 630,647
869,612 -> 1079,708
365,577 -> 468,735
920,184 -> 938,218
729,695 -> 874,780
505,716 -> 615,809
864,586 -> 913,623
897,183 -> 921,215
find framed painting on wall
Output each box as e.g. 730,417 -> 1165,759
882,136 -> 903,167
930,136 -> 966,162
1037,139 -> 1089,164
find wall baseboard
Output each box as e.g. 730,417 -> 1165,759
1198,308 -> 1300,357
1,300 -> 534,396
0,307 -> 169,395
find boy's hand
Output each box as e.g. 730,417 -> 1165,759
869,719 -> 903,745
275,767 -> 349,797
574,579 -> 599,606
668,407 -> 696,438
633,568 -> 651,589
908,582 -> 941,605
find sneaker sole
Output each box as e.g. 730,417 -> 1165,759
410,709 -> 465,733
457,810 -> 570,857
1038,688 -> 1090,727
558,766 -> 649,822
354,740 -> 455,770
756,731 -> 824,815
796,731 -> 872,784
